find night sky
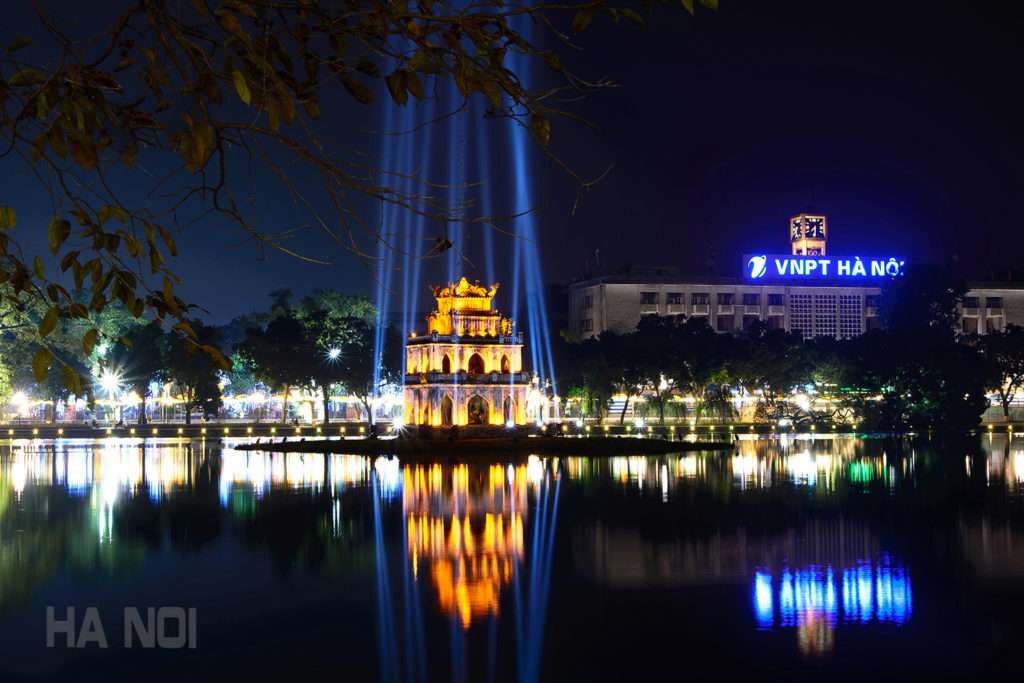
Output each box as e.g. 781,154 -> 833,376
5,1 -> 1024,323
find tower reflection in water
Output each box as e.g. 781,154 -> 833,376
369,455 -> 560,683
402,461 -> 527,628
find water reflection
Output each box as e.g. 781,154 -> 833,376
2,435 -> 1024,681
980,433 -> 1024,491
753,557 -> 912,655
366,456 -> 562,683
402,463 -> 527,628
218,449 -> 372,507
563,436 -> 919,496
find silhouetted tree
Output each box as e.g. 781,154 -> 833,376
108,322 -> 166,424
978,324 -> 1024,421
163,321 -> 224,424
335,321 -> 402,426
239,314 -> 316,423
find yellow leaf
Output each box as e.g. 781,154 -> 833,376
150,246 -> 164,273
156,225 -> 178,256
218,10 -> 243,36
39,306 -> 59,337
0,205 -> 15,229
302,98 -> 320,120
32,348 -> 51,382
406,72 -> 424,100
386,71 -> 408,105
232,70 -> 251,105
83,328 -> 98,356
62,365 -> 82,396
48,217 -> 70,254
341,76 -> 373,104
530,115 -> 551,147
7,37 -> 33,52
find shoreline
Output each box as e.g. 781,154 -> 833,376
231,435 -> 735,456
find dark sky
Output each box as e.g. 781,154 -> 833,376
544,1 -> 1024,281
6,1 -> 1024,322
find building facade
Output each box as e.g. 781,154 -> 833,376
569,276 -> 884,340
569,215 -> 1024,340
404,277 -> 530,426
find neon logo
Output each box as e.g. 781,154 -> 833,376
743,255 -> 905,281
747,255 -> 768,279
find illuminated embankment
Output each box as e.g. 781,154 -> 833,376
232,435 -> 734,456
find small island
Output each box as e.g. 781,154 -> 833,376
232,433 -> 734,456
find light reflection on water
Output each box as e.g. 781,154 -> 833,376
1,435 -> 1024,680
568,436 -> 914,495
753,557 -> 912,655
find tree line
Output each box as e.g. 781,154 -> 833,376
0,287 -> 402,425
556,267 -> 1024,433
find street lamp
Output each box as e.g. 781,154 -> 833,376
99,369 -> 122,423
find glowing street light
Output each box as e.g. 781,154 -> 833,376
327,348 -> 341,361
100,369 -> 122,397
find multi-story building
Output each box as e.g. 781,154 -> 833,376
568,215 -> 1024,340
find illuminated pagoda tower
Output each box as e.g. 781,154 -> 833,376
790,213 -> 828,256
404,277 -> 528,427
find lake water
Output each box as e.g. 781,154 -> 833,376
1,435 -> 1023,682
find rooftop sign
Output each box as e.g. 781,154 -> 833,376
744,254 -> 905,282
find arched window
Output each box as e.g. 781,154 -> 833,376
441,354 -> 452,374
500,355 -> 511,374
468,353 -> 485,374
467,395 -> 489,425
503,396 -> 514,424
441,396 -> 454,426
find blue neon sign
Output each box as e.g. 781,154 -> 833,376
744,254 -> 905,281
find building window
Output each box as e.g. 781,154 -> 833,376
962,317 -> 979,334
717,293 -> 734,306
768,293 -> 784,306
986,296 -> 1003,309
742,293 -> 759,306
790,294 -> 813,339
581,318 -> 593,332
742,315 -> 760,330
582,294 -> 593,310
963,296 -> 979,308
838,294 -> 863,339
641,292 -> 659,305
814,294 -> 837,338
691,293 -> 709,306
666,292 -> 683,305
716,316 -> 734,332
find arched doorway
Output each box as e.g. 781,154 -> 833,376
441,354 -> 451,374
467,395 -> 489,425
468,353 -> 485,374
441,396 -> 454,426
500,355 -> 511,374
503,396 -> 514,424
